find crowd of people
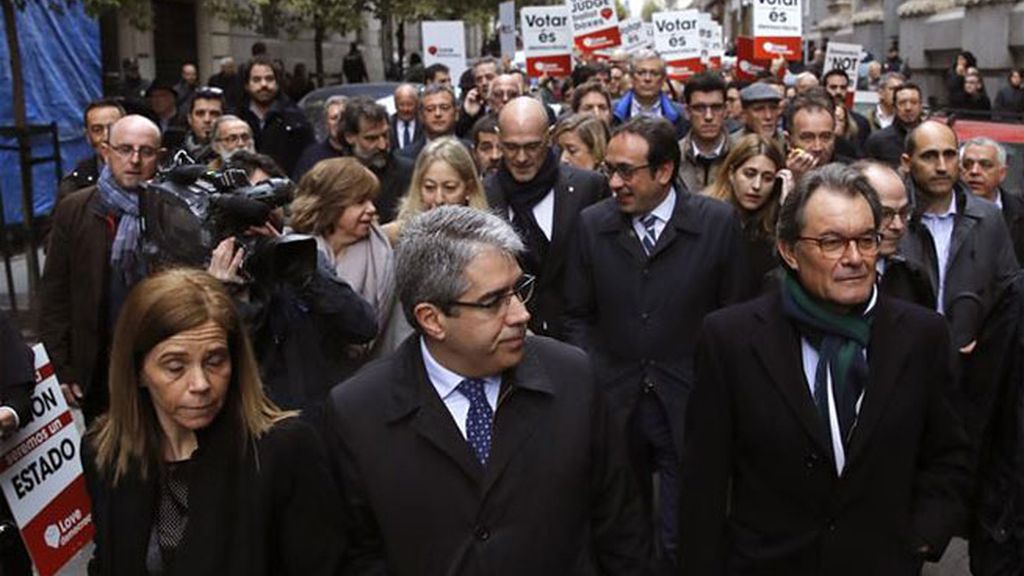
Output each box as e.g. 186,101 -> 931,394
0,41 -> 1021,575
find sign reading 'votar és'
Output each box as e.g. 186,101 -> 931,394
652,10 -> 702,80
567,0 -> 621,52
618,17 -> 650,52
752,0 -> 802,61
522,6 -> 574,78
0,345 -> 93,576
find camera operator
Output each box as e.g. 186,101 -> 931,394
150,152 -> 377,422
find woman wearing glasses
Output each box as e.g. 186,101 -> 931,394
83,268 -> 343,575
382,137 -> 489,246
705,134 -> 793,290
290,157 -> 407,358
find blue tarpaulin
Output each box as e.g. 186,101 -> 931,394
0,2 -> 100,224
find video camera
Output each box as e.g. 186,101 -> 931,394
140,154 -> 318,285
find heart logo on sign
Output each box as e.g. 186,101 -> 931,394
427,46 -> 438,55
600,8 -> 613,19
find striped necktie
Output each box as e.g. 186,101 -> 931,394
640,213 -> 659,255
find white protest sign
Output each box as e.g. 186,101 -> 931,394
567,0 -> 621,52
824,42 -> 863,88
618,17 -> 650,52
709,23 -> 724,68
0,345 -> 93,576
423,21 -> 467,86
752,0 -> 802,60
499,2 -> 517,60
521,6 -> 574,77
652,9 -> 702,80
698,13 -> 713,65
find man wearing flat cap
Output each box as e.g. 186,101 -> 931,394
732,82 -> 785,147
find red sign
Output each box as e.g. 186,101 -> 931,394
753,36 -> 802,61
735,36 -> 773,82
574,26 -> 622,53
19,476 -> 93,576
527,54 -> 573,77
665,57 -> 703,81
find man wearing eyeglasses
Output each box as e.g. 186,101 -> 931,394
40,115 -> 164,423
209,115 -> 256,169
484,97 -> 606,339
58,98 -> 125,204
680,163 -> 971,575
611,50 -> 689,139
325,206 -> 649,576
563,115 -> 750,569
398,85 -> 467,162
678,73 -> 732,194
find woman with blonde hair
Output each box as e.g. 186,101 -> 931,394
382,137 -> 488,245
553,113 -> 609,171
84,268 -> 342,575
705,133 -> 791,290
290,157 -> 403,356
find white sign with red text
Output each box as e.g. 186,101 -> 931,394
522,6 -> 574,77
652,10 -> 702,80
567,0 -> 621,53
752,0 -> 802,61
0,345 -> 93,576
422,21 -> 467,86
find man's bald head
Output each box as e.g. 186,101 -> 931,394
104,115 -> 162,190
902,121 -> 960,203
497,97 -> 551,183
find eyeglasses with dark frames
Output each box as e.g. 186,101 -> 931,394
598,162 -> 651,181
446,274 -> 536,315
795,233 -> 882,258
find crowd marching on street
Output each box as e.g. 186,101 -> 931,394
2,12 -> 1024,575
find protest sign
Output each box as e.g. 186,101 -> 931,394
652,9 -> 702,80
522,6 -> 574,77
567,0 -> 621,53
824,41 -> 863,106
0,345 -> 93,576
708,23 -> 724,69
423,21 -> 467,85
752,0 -> 802,61
619,17 -> 650,52
735,36 -> 772,81
698,12 -> 713,66
499,2 -> 517,60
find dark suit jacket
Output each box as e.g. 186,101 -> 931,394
238,94 -> 315,177
397,136 -> 473,163
325,335 -> 650,576
83,416 -> 344,575
372,153 -> 414,224
562,189 -> 751,455
1001,188 -> 1024,264
900,183 -> 1020,347
679,292 -> 972,576
390,115 -> 424,152
485,165 -> 607,338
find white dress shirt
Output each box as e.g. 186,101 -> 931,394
920,193 -> 957,314
397,119 -> 417,148
420,338 -> 500,439
507,190 -> 555,241
631,187 -> 677,248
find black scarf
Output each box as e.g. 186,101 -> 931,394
497,149 -> 560,275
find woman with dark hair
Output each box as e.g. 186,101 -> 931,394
704,133 -> 791,290
84,268 -> 343,575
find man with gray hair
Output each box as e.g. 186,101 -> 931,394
208,114 -> 255,168
680,163 -> 971,574
325,205 -> 649,575
961,136 -> 1024,262
611,49 -> 690,138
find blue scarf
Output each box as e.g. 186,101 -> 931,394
96,166 -> 145,286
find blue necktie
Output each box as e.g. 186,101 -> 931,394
457,378 -> 493,465
403,122 -> 411,148
640,213 -> 659,255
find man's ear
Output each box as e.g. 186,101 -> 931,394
900,153 -> 911,175
99,142 -> 111,165
344,132 -> 357,148
656,161 -> 675,187
777,239 -> 800,271
413,302 -> 447,342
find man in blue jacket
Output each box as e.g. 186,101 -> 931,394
612,50 -> 690,139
